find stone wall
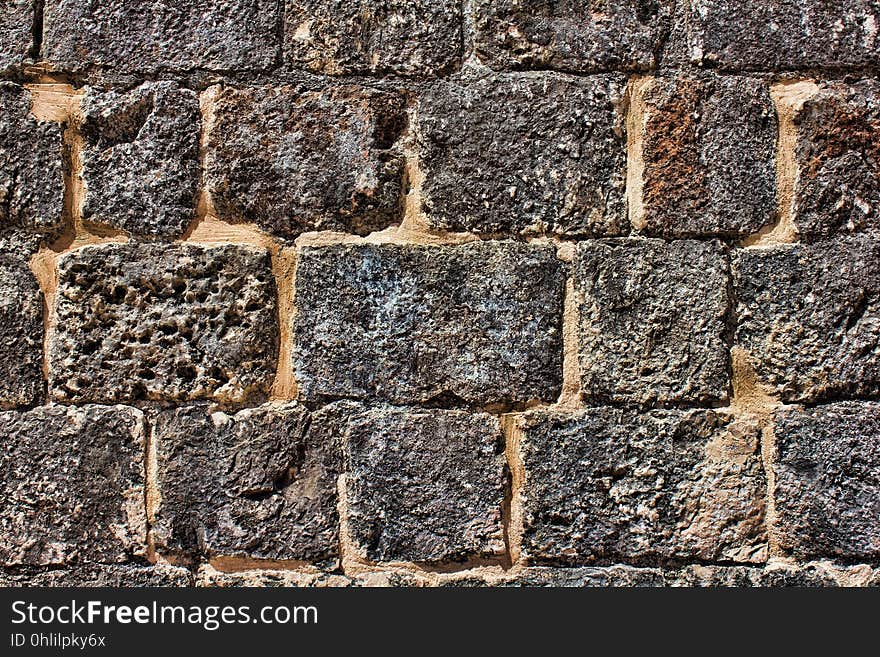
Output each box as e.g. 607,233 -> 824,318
1,1 -> 878,587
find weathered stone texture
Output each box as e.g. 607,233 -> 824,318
0,83 -> 64,234
43,0 -> 281,73
519,408 -> 767,564
669,564 -> 838,587
576,239 -> 731,405
689,1 -> 880,70
440,566 -> 665,587
197,565 -> 352,588
284,1 -> 462,76
337,402 -> 505,563
793,81 -> 880,240
0,0 -> 33,72
773,402 -> 880,560
636,75 -> 777,238
474,0 -> 671,72
0,235 -> 43,409
734,236 -> 880,403
50,243 -> 277,404
206,85 -> 406,240
293,242 -> 565,405
417,74 -> 626,236
0,564 -> 192,587
152,403 -> 339,564
0,405 -> 146,566
80,82 -> 201,239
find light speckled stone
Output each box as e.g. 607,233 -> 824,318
284,1 -> 462,76
293,242 -> 565,405
669,564 -> 838,587
519,407 -> 767,564
440,566 -> 665,587
734,236 -> 880,403
576,239 -> 731,405
152,403 -> 339,565
80,82 -> 201,238
0,405 -> 146,566
43,0 -> 281,73
196,566 -> 352,588
0,564 -> 192,587
0,82 -> 64,234
773,402 -> 880,560
417,74 -> 626,236
50,243 -> 277,404
0,0 -> 33,72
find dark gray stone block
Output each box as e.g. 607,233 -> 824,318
0,0 -> 33,72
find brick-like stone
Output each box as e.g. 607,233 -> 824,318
293,242 -> 565,405
0,0 -> 32,72
152,403 -> 339,564
793,81 -> 880,241
0,405 -> 146,565
336,402 -> 505,563
80,82 -> 201,239
773,402 -> 880,560
473,0 -> 671,72
734,236 -> 880,403
206,85 -> 406,241
635,75 -> 777,238
417,74 -> 626,236
669,564 -> 838,587
576,239 -> 731,405
0,83 -> 64,234
284,1 -> 462,76
43,0 -> 281,73
197,565 -> 352,588
689,1 -> 880,71
0,235 -> 42,409
440,566 -> 665,587
0,564 -> 192,587
50,243 -> 277,404
519,408 -> 767,564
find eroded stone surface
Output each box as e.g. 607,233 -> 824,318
43,0 -> 281,73
734,236 -> 880,403
207,85 -> 405,240
50,243 -> 277,404
293,242 -> 565,405
689,0 -> 880,71
152,403 -> 339,564
519,407 -> 767,564
637,75 -> 777,238
0,564 -> 192,587
417,74 -> 626,236
80,82 -> 201,238
440,566 -> 665,587
0,83 -> 64,234
335,402 -> 505,563
0,0 -> 33,72
576,239 -> 731,405
197,566 -> 352,588
474,0 -> 671,72
793,81 -> 880,240
669,564 -> 838,587
0,235 -> 42,409
0,405 -> 146,566
284,1 -> 462,76
773,402 -> 880,560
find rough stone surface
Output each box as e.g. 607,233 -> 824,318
733,236 -> 880,403
637,75 -> 777,238
336,402 -> 505,563
519,407 -> 767,564
43,0 -> 281,73
689,0 -> 880,71
284,1 -> 462,76
50,243 -> 277,404
576,239 -> 731,405
417,74 -> 626,236
0,564 -> 192,587
793,81 -> 880,240
474,0 -> 672,72
773,402 -> 880,560
206,85 -> 406,240
0,235 -> 43,409
0,0 -> 32,72
0,405 -> 146,566
440,566 -> 665,587
80,82 -> 201,239
197,566 -> 352,588
293,242 -> 565,405
669,564 -> 839,587
152,403 -> 339,564
0,82 -> 64,234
